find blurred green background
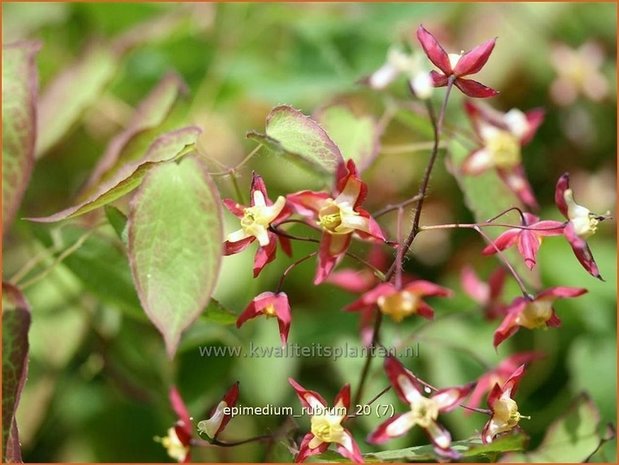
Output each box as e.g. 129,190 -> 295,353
3,2 -> 616,462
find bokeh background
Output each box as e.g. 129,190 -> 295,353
3,2 -> 616,462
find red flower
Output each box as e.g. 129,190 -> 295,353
160,387 -> 193,462
555,173 -> 607,280
481,213 -> 564,270
467,352 -> 542,411
416,25 -> 498,98
346,280 -> 452,323
367,357 -> 472,459
494,287 -> 587,348
197,382 -> 239,439
289,378 -> 363,463
236,292 -> 291,345
482,364 -> 526,444
287,159 -> 385,284
461,265 -> 508,320
461,101 -> 545,208
223,172 -> 292,277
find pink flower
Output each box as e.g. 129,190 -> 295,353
367,357 -> 473,459
460,265 -> 508,320
467,352 -> 543,411
494,287 -> 587,348
461,101 -> 545,208
346,280 -> 452,323
289,378 -> 363,463
555,173 -> 607,280
223,172 -> 292,277
416,25 -> 498,98
160,387 -> 193,462
481,213 -> 564,270
236,292 -> 291,345
482,364 -> 527,444
197,382 -> 239,439
287,159 -> 385,284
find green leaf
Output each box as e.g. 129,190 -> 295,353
128,154 -> 223,357
247,104 -> 343,174
31,224 -> 146,321
312,435 -> 526,463
203,299 -> 238,325
26,126 -> 201,223
83,73 -> 188,193
104,205 -> 129,243
36,43 -> 118,157
2,283 -> 31,462
314,104 -> 380,171
503,393 -> 607,462
2,41 -> 40,234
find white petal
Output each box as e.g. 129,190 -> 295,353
227,228 -> 250,243
308,435 -> 324,449
426,421 -> 451,450
385,413 -> 415,437
202,401 -> 226,438
503,109 -> 528,140
397,374 -> 422,405
253,190 -> 267,207
369,63 -> 399,90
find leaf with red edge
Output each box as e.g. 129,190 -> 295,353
2,283 -> 31,462
314,104 -> 381,172
128,154 -> 223,357
36,43 -> 117,157
26,126 -> 201,223
83,72 -> 188,193
2,41 -> 40,234
247,105 -> 343,174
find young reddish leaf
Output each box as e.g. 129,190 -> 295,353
128,155 -> 223,357
2,41 -> 40,234
36,43 -> 117,157
247,104 -> 343,174
26,127 -> 201,223
2,283 -> 31,462
83,73 -> 188,192
314,104 -> 381,172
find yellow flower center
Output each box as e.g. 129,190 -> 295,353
317,199 -> 360,235
263,303 -> 277,318
377,291 -> 419,322
227,192 -> 286,246
310,414 -> 345,444
409,396 -> 439,428
516,300 -> 553,329
486,130 -> 521,168
564,188 -> 599,239
493,397 -> 521,430
160,427 -> 189,462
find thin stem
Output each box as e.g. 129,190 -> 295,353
192,435 -> 272,448
485,206 -> 527,225
19,229 -> 97,290
380,141 -> 445,155
276,252 -> 317,293
419,221 -> 567,233
394,206 -> 404,289
353,77 -> 455,410
473,225 -> 531,298
209,144 -> 263,177
229,173 -> 246,205
372,194 -> 422,219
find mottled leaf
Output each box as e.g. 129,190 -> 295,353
26,126 -> 201,223
36,43 -> 117,157
314,104 -> 380,171
83,73 -> 188,192
2,41 -> 40,234
2,283 -> 31,462
203,299 -> 237,325
247,104 -> 343,174
502,393 -> 606,462
128,155 -> 223,357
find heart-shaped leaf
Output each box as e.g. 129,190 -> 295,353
26,126 -> 201,223
2,41 -> 40,234
247,104 -> 343,174
36,43 -> 118,157
2,283 -> 31,462
128,154 -> 223,357
83,72 -> 188,193
314,104 -> 381,171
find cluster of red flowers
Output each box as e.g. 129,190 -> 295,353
158,25 -> 610,463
